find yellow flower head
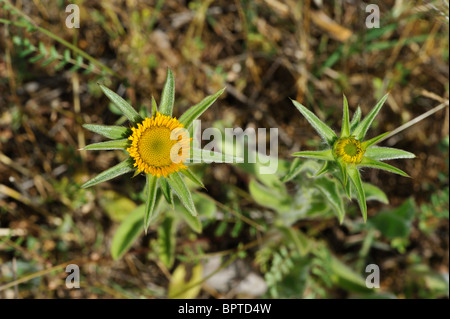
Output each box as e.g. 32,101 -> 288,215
333,137 -> 365,164
127,112 -> 190,177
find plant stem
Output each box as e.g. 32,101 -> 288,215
0,1 -> 123,80
380,100 -> 449,143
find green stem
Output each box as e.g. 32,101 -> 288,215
33,25 -> 121,79
0,2 -> 122,80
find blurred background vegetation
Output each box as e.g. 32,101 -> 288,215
0,0 -> 448,299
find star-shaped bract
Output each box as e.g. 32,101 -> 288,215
81,69 -> 236,232
290,94 -> 415,222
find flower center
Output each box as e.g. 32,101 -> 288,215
333,137 -> 365,164
137,126 -> 178,167
127,113 -> 190,177
343,141 -> 358,157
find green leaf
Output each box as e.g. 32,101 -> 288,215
315,161 -> 333,177
49,46 -> 59,58
344,178 -> 351,199
159,68 -> 175,116
352,93 -> 389,141
361,131 -> 390,149
99,190 -> 137,222
350,106 -> 362,133
81,158 -> 135,188
69,55 -> 83,72
341,95 -> 350,138
167,172 -> 197,216
83,138 -> 129,151
369,198 -> 416,239
281,158 -> 302,182
144,174 -> 159,232
168,263 -> 203,299
64,49 -> 71,61
38,42 -> 48,55
330,256 -> 371,293
29,54 -> 44,63
192,193 -> 216,218
179,88 -> 225,129
362,182 -> 389,204
54,60 -> 67,71
151,96 -> 158,117
281,158 -> 322,182
291,99 -> 337,145
12,36 -> 23,46
189,148 -> 242,163
99,84 -> 143,124
82,63 -> 95,75
110,204 -> 145,260
41,56 -> 57,67
19,47 -> 36,58
291,149 -> 334,161
279,226 -> 310,256
174,197 -> 202,233
249,179 -> 290,211
83,124 -> 130,140
359,157 -> 410,177
348,166 -> 367,222
336,159 -> 348,188
180,168 -> 205,189
159,177 -> 173,206
315,177 -> 346,223
365,146 -> 415,161
157,216 -> 176,268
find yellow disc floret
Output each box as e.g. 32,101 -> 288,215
127,112 -> 190,177
333,137 -> 365,164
